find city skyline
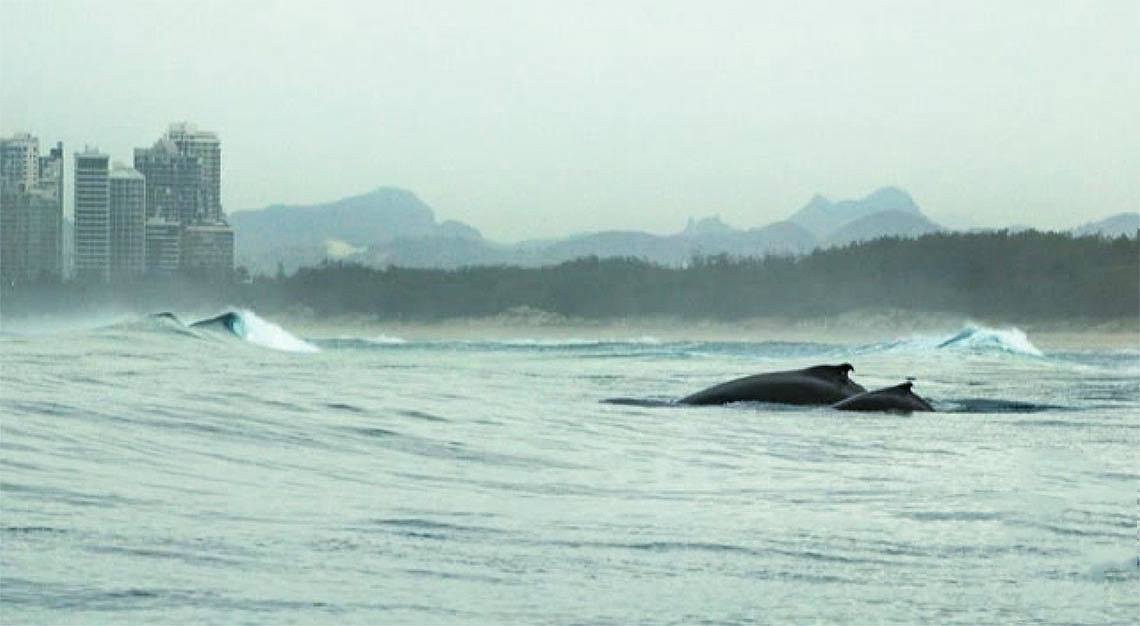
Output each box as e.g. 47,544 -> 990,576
1,125 -> 233,284
2,1 -> 1136,241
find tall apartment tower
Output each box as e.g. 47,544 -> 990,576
144,218 -> 181,275
134,138 -> 203,224
134,123 -> 233,279
0,133 -> 39,191
166,122 -> 222,222
109,163 -> 146,280
1,134 -> 64,284
74,148 -> 111,282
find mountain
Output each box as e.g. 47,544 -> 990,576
788,187 -> 921,239
229,187 -> 484,273
353,218 -> 817,270
679,218 -> 817,259
1070,212 -> 1139,238
229,185 -> 939,274
505,217 -> 817,267
826,210 -> 943,247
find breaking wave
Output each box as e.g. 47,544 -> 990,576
365,334 -> 408,345
189,310 -> 319,353
485,336 -> 663,347
858,324 -> 1044,357
935,325 -> 1043,356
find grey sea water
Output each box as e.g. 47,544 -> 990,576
1,312 -> 1137,625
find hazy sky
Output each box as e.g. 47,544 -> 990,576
2,0 -> 1137,240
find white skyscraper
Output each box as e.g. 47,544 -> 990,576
74,148 -> 110,282
109,163 -> 146,280
1,134 -> 64,284
165,122 -> 222,223
0,133 -> 39,192
134,123 -> 233,279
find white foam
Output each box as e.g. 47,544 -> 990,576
936,324 -> 1043,356
493,336 -> 664,347
365,334 -> 407,345
860,324 -> 1044,357
233,310 -> 319,353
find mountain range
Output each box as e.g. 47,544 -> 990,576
228,187 -> 1136,274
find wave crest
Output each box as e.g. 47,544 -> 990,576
934,325 -> 1043,356
859,324 -> 1043,357
192,310 -> 318,353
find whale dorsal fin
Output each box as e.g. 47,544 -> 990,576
806,363 -> 855,380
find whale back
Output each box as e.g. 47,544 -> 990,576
832,382 -> 935,413
680,363 -> 865,406
803,363 -> 858,386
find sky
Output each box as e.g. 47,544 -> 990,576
2,0 -> 1137,241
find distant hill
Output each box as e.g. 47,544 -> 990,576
229,187 -> 824,273
788,187 -> 921,239
679,218 -> 817,259
353,218 -> 817,270
510,217 -> 817,267
826,210 -> 942,247
229,187 -> 484,273
225,185 -> 1032,274
1070,212 -> 1139,238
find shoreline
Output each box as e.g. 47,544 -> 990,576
271,308 -> 1139,351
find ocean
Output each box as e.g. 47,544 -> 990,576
1,311 -> 1137,624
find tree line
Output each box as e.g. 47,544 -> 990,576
248,230 -> 1137,321
2,230 -> 1136,322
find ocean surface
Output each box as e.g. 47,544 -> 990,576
1,311 -> 1137,625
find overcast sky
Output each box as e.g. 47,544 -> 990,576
2,0 -> 1137,240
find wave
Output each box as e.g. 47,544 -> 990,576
935,325 -> 1043,356
484,336 -> 663,347
312,336 -> 667,351
365,334 -> 408,345
857,324 -> 1044,357
188,310 -> 319,353
939,398 -> 1065,414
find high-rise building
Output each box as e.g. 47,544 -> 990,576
134,123 -> 233,279
144,218 -> 181,275
134,138 -> 203,224
166,122 -> 222,223
181,223 -> 234,280
0,133 -> 39,192
1,135 -> 64,284
74,148 -> 110,282
109,163 -> 146,280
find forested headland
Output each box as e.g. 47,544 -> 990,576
2,230 -> 1137,323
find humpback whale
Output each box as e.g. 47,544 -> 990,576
679,363 -> 866,406
832,382 -> 934,412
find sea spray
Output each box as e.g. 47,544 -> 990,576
856,324 -> 1044,357
228,309 -> 319,353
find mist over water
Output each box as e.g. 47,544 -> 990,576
1,312 -> 1137,624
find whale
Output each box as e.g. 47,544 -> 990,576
679,363 -> 866,406
831,382 -> 934,412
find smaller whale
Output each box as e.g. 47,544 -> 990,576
680,363 -> 866,406
832,382 -> 934,413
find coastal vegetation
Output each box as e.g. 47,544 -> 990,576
260,230 -> 1137,321
2,230 -> 1137,323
